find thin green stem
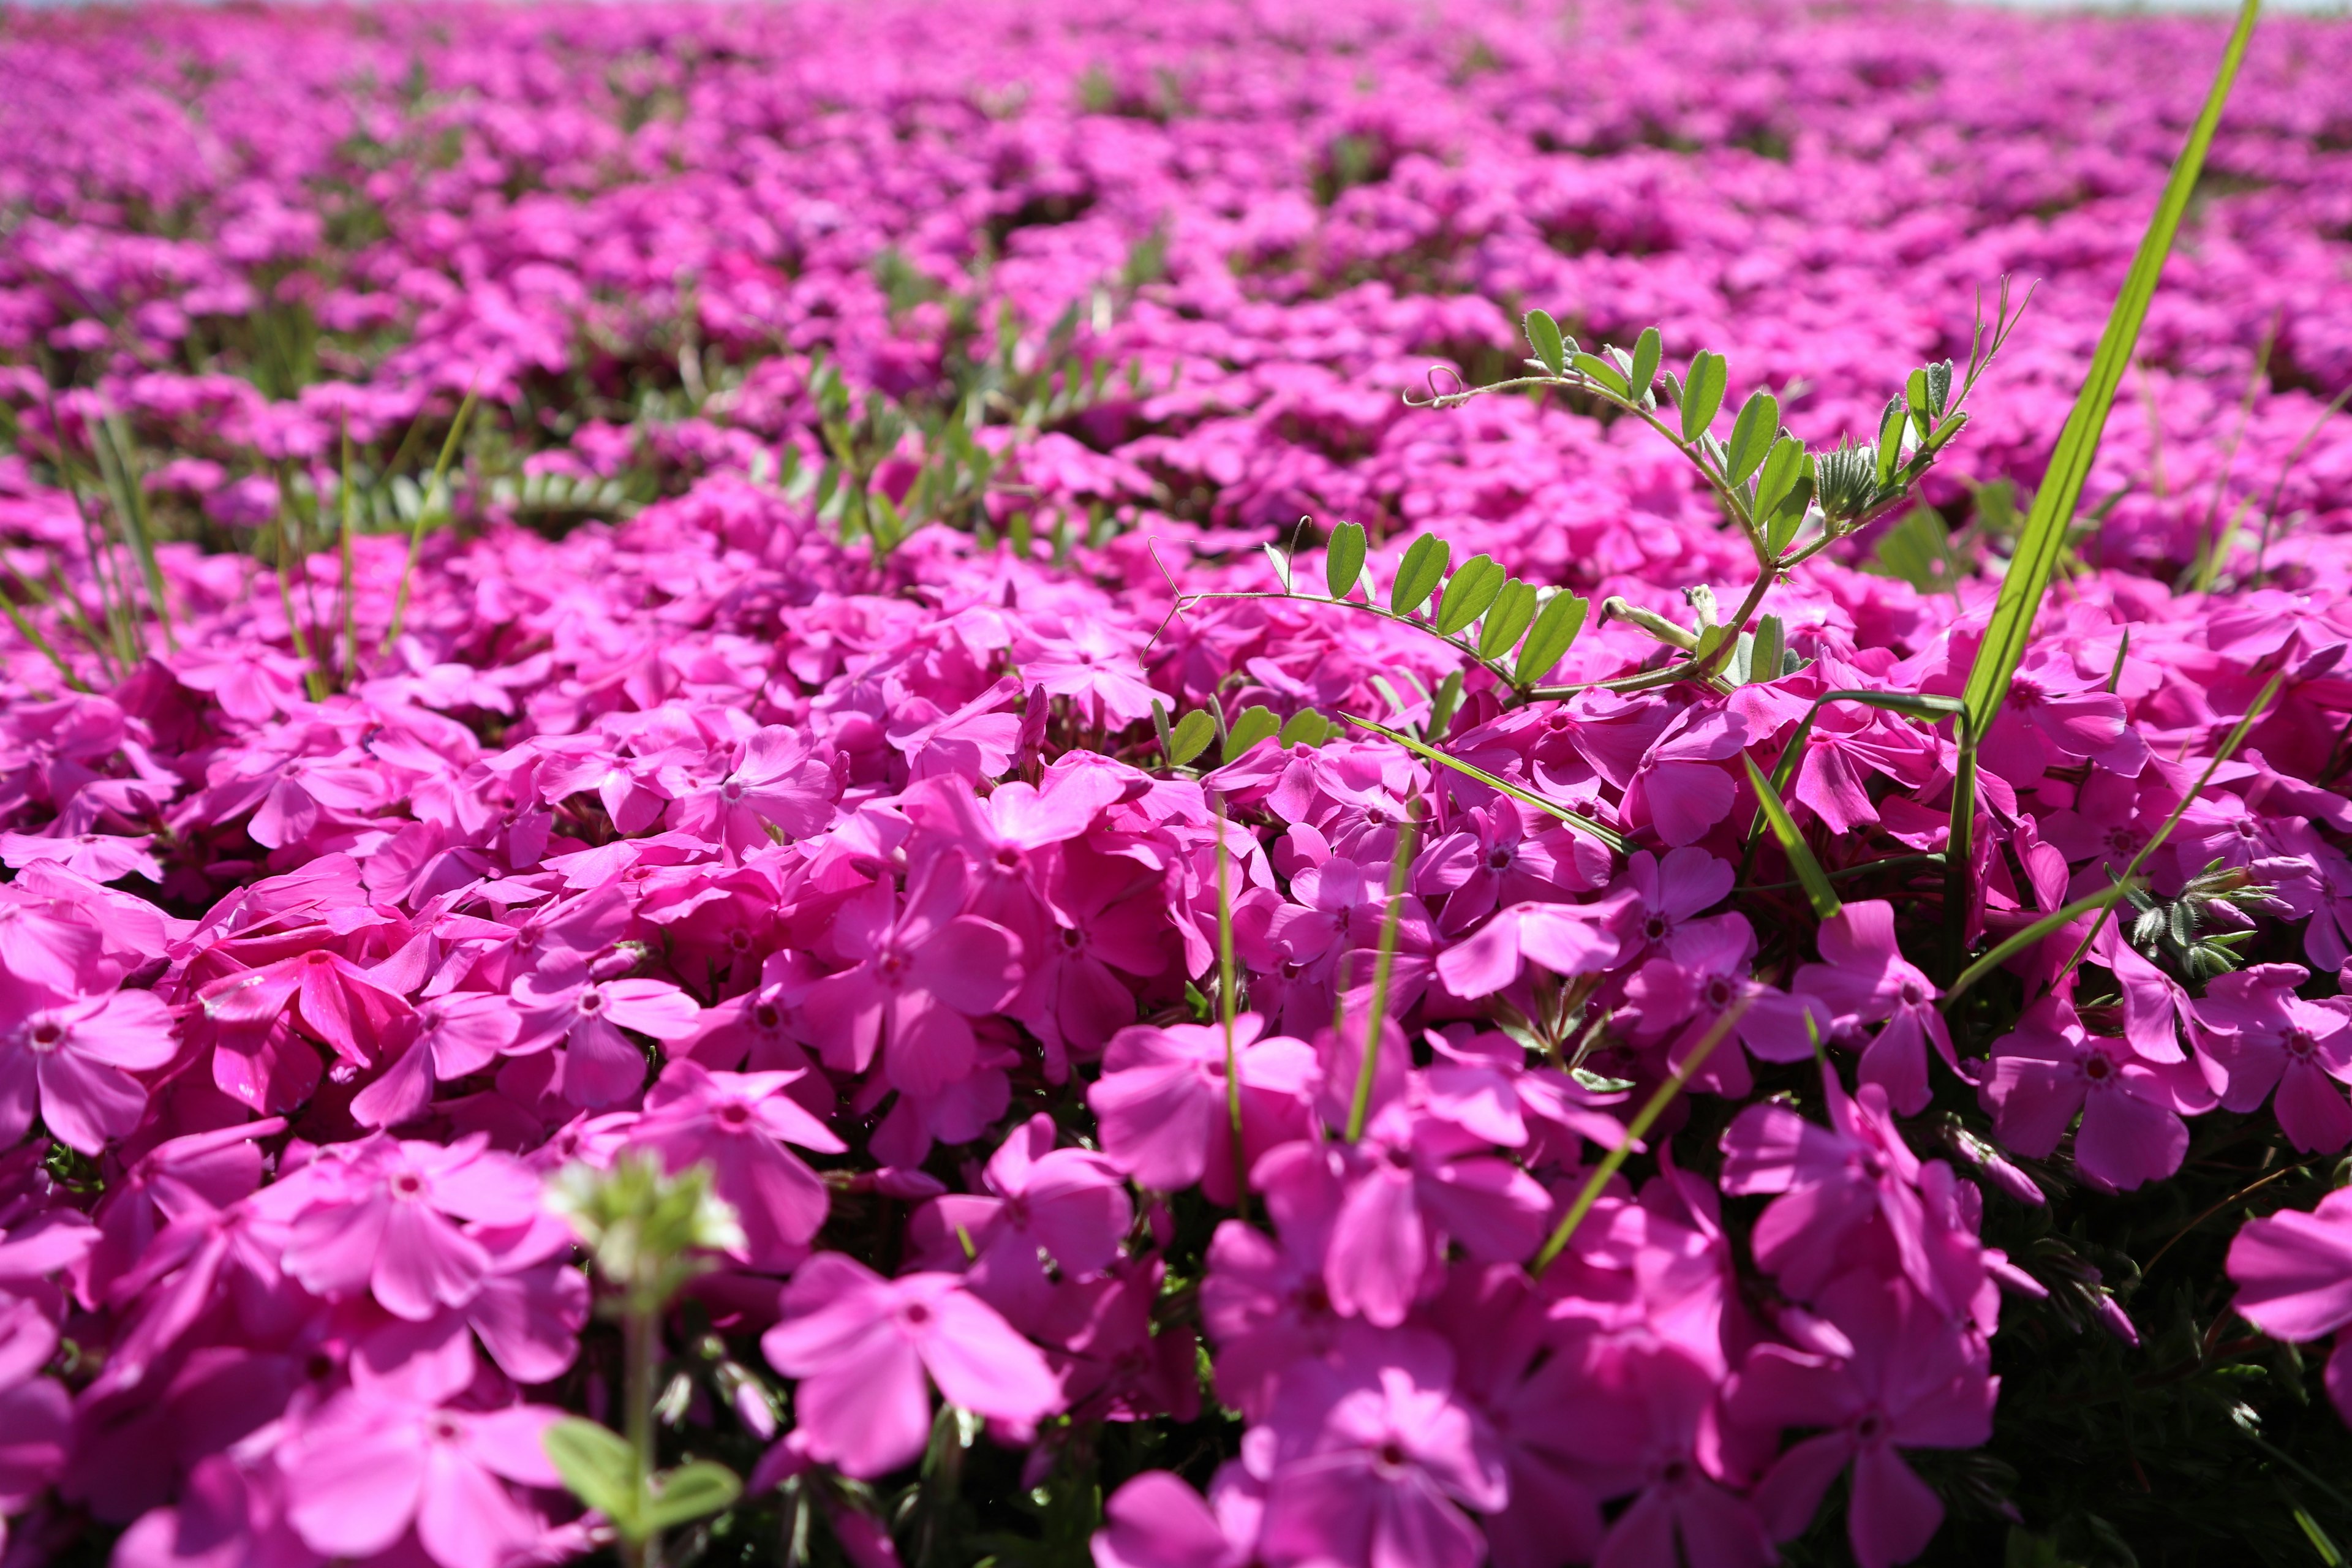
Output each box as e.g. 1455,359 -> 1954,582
383,388 -> 478,654
624,1299 -> 660,1568
1213,798 -> 1250,1213
1533,998 -> 1747,1275
1346,813 -> 1420,1143
338,421 -> 359,689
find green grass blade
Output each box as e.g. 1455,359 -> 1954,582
1743,753 -> 1841,919
382,389 -> 479,654
1959,0 -> 2260,735
1942,881 -> 2140,1008
1338,713 -> 1627,853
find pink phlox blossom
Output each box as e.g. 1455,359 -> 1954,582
802,853 -> 1025,1097
1618,914 -> 1828,1098
760,1252 -> 1061,1477
198,943 -> 413,1071
1251,1324 -> 1508,1568
2228,1186 -> 2352,1422
631,1058 -> 845,1271
1526,1334 -> 1775,1568
1411,801 -> 1611,935
1734,1271 -> 1997,1568
1089,1015 -> 1317,1205
280,1390 -> 563,1568
510,952 -> 701,1107
1013,840 -> 1172,1071
0,974 -> 179,1155
1789,899 -> 1955,1115
1093,1465 -> 1266,1568
1721,1065 -> 1959,1310
1037,1255 -> 1202,1424
1975,650 -> 2141,787
2195,964 -> 2352,1152
0,829 -> 162,884
1623,702 -> 1751,847
886,676 -> 1024,781
664,725 -> 842,851
113,1451 -> 320,1568
1433,893 -> 1629,1001
351,990 -> 524,1129
89,1118 -> 283,1300
907,1112 -> 1133,1319
1980,997 -> 2198,1192
1017,617 -> 1167,728
269,1133 -> 544,1321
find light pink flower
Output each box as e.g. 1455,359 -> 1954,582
0,982 -> 178,1153
631,1058 -> 845,1270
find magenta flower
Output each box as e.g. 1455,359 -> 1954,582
1088,1015 -> 1317,1205
352,990 -> 524,1129
1411,802 -> 1611,935
2194,964 -> 2352,1153
1734,1272 -> 1997,1568
1624,704 -> 1751,846
1980,997 -> 2192,1192
1790,900 -> 1954,1115
1434,896 -> 1628,1000
631,1058 -> 846,1271
1721,1065 -> 1954,1310
0,831 -> 162,884
281,1392 -> 562,1568
199,944 -> 414,1070
802,856 -> 1025,1097
907,1112 -> 1133,1315
2228,1188 -> 2352,1422
1094,1466 -> 1265,1568
760,1253 -> 1061,1477
1254,1326 -> 1508,1568
511,958 -> 702,1107
274,1133 -> 545,1320
0,982 -> 178,1154
666,725 -> 842,852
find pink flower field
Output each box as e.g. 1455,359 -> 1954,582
5,1 -> 2352,1564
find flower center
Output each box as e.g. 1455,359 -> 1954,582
26,1019 -> 66,1054
715,1101 -> 754,1132
721,781 -> 746,803
1487,848 -> 1513,871
876,948 -> 909,986
390,1171 -> 426,1200
902,1301 -> 932,1327
1060,928 -> 1085,952
1898,979 -> 1925,1008
2084,1053 -> 2113,1082
1659,1458 -> 1692,1487
754,1002 -> 782,1031
576,988 -> 606,1016
995,847 -> 1022,872
1856,1411 -> 1889,1444
1644,914 -> 1668,941
2288,1030 -> 2318,1060
1375,1441 -> 1408,1469
728,929 -> 754,953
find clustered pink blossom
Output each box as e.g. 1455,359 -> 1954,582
2,0 -> 2351,1565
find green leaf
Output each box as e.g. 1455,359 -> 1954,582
1752,435 -> 1806,523
1628,327 -> 1662,402
1168,709 -> 1216,767
1390,535 -> 1452,616
1764,462 -> 1814,556
1906,366 -> 1936,438
1477,578 -> 1539,660
1680,351 -> 1727,443
1427,668 -> 1465,737
1743,754 -> 1840,919
1325,520 -> 1367,598
1722,390 -> 1781,486
1224,705 -> 1281,761
546,1419 -> 641,1534
1525,310 -> 1566,376
1747,615 -> 1784,685
1959,0 -> 2259,737
1875,396 -> 1909,484
1338,714 -> 1627,852
1570,351 -> 1630,399
1434,554 -> 1507,635
641,1461 -> 744,1533
1279,709 -> 1333,746
1514,590 -> 1589,687
1869,507 -> 1963,595
1943,881 -> 2141,1007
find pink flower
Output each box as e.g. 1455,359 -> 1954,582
1411,802 -> 1611,935
352,991 -> 524,1129
199,945 -> 414,1070
281,1393 -> 562,1568
666,726 -> 842,852
907,1112 -> 1133,1316
1980,997 -> 2192,1192
1734,1272 -> 1997,1568
511,959 -> 702,1107
1088,1015 -> 1317,1205
0,982 -> 178,1154
802,856 -> 1025,1096
631,1058 -> 845,1271
1094,1466 -> 1264,1568
760,1253 -> 1061,1477
2228,1188 -> 2352,1422
1254,1326 -> 1508,1568
1791,900 -> 1954,1115
1434,896 -> 1627,1000
2194,964 -> 2352,1153
274,1133 -> 545,1320
0,831 -> 162,884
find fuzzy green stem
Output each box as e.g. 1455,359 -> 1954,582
1213,798 -> 1249,1212
624,1299 -> 660,1568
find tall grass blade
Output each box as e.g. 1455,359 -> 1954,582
97,413 -> 176,652
1959,0 -> 2260,734
1743,753 -> 1841,919
1344,811 -> 1422,1142
383,390 -> 479,654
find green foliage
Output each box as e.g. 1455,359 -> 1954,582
1324,519 -> 1366,598
1513,589 -> 1588,687
1389,534 -> 1450,615
1742,753 -> 1840,919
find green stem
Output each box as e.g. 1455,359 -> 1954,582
1212,799 -> 1250,1213
1345,813 -> 1420,1142
383,389 -> 478,654
1533,998 -> 1747,1274
624,1299 -> 660,1568
1942,719 -> 1978,986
